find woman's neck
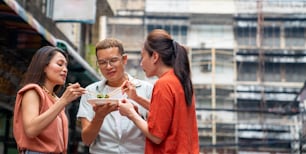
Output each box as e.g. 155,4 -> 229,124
157,66 -> 172,78
43,82 -> 55,93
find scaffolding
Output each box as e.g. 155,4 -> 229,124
233,0 -> 306,153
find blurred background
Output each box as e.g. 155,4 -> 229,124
1,0 -> 306,153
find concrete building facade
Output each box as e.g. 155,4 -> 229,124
104,0 -> 306,153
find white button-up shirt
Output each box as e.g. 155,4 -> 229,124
77,74 -> 153,154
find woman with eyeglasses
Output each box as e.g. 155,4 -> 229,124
76,38 -> 153,153
118,29 -> 199,153
13,46 -> 86,154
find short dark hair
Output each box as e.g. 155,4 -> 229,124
95,38 -> 125,56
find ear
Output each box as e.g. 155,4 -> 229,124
152,51 -> 159,64
122,54 -> 128,64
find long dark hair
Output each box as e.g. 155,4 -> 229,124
20,46 -> 68,92
144,29 -> 194,106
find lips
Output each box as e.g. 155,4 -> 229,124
60,74 -> 67,80
106,71 -> 116,76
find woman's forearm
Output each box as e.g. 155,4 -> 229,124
128,111 -> 162,144
133,95 -> 150,110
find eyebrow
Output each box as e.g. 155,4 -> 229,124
97,56 -> 120,61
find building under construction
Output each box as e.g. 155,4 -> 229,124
233,0 -> 306,153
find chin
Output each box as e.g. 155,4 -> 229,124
58,81 -> 66,85
144,72 -> 153,78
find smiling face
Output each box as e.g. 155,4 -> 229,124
96,47 -> 128,86
44,51 -> 68,86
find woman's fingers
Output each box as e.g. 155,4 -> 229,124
64,83 -> 86,101
118,99 -> 135,116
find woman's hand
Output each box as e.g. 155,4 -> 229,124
121,80 -> 138,100
118,99 -> 139,119
120,80 -> 150,110
60,82 -> 86,104
118,99 -> 162,144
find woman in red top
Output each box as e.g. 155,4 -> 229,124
13,46 -> 86,153
119,29 -> 199,153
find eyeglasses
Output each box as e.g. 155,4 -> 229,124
96,56 -> 122,68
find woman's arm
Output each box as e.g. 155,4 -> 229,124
22,83 -> 85,138
118,100 -> 162,144
133,95 -> 150,110
22,90 -> 67,138
122,80 -> 150,110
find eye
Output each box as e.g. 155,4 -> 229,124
57,60 -> 67,67
110,58 -> 119,63
57,61 -> 64,66
98,60 -> 107,65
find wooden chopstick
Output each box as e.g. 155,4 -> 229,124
85,79 -> 140,98
86,90 -> 97,96
107,79 -> 141,97
107,87 -> 122,97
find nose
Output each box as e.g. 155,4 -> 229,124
140,60 -> 143,67
105,61 -> 113,68
63,66 -> 68,73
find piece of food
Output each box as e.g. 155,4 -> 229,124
97,93 -> 104,98
96,93 -> 110,98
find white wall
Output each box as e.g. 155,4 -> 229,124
146,0 -> 235,14
188,25 -> 234,49
191,65 -> 234,85
56,23 -> 81,49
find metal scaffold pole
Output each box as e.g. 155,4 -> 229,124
257,0 -> 268,149
211,47 -> 216,154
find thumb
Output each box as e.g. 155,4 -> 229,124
121,99 -> 127,103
